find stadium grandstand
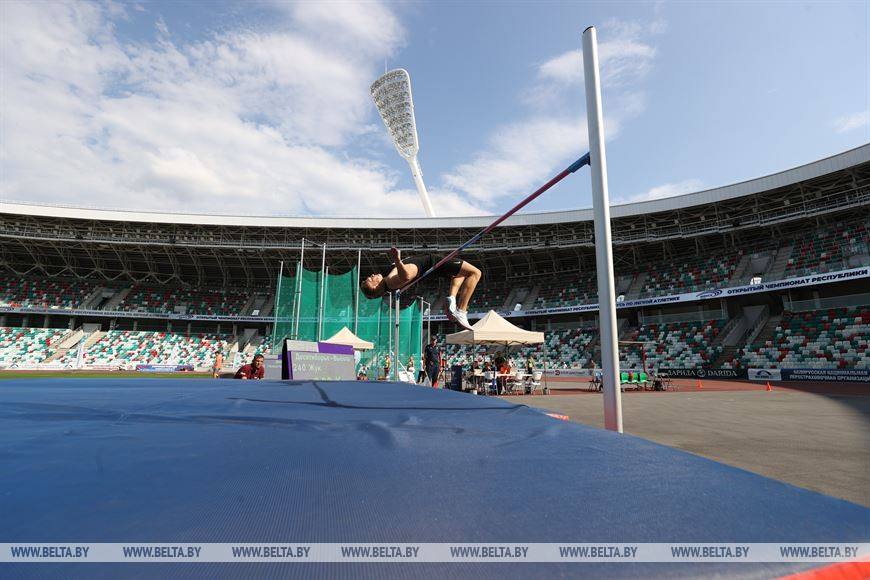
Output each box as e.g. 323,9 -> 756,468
1,144 -> 868,378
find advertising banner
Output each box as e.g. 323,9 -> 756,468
543,368 -> 594,377
3,363 -> 75,371
779,368 -> 870,383
659,368 -> 748,380
432,266 -> 870,320
81,364 -> 122,372
748,369 -> 782,381
135,364 -> 195,373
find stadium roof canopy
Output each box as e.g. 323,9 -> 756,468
3,145 -> 869,229
1,145 -> 868,285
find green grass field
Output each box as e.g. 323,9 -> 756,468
0,371 -> 214,380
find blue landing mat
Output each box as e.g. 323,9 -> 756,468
1,379 -> 868,579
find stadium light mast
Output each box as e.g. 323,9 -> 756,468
371,69 -> 436,217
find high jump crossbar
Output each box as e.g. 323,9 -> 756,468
390,152 -> 589,389
395,152 -> 590,297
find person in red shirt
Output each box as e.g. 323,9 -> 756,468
234,354 -> 265,380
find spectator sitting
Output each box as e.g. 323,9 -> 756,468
234,354 -> 265,380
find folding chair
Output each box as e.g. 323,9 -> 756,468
483,371 -> 497,396
466,368 -> 484,392
528,371 -> 544,394
502,369 -> 522,395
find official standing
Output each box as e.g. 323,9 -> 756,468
424,335 -> 442,388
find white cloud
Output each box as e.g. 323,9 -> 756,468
536,22 -> 657,89
443,117 -> 590,204
0,2 -> 669,218
615,179 -> 704,204
833,111 -> 869,134
538,50 -> 581,86
288,0 -> 404,60
0,0 -> 460,217
441,17 -> 661,210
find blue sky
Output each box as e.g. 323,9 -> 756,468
1,0 -> 868,217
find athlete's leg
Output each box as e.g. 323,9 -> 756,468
456,262 -> 481,311
447,275 -> 463,298
445,275 -> 464,319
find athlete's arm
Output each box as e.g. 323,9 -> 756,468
389,247 -> 416,285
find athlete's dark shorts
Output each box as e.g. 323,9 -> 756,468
381,255 -> 464,279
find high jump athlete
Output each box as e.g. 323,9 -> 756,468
360,247 -> 481,330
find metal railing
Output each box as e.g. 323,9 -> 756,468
741,305 -> 771,347
2,185 -> 867,250
786,293 -> 870,313
641,310 -> 727,325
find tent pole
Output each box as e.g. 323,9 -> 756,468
272,260 -> 283,353
293,239 -> 305,339
394,291 -> 400,382
354,249 -> 361,335
318,244 -> 327,341
387,292 -> 392,379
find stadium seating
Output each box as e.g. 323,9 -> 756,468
784,221 -> 868,277
738,306 -> 869,369
118,286 -> 250,315
640,255 -> 739,297
621,320 -> 726,370
472,285 -> 511,311
0,278 -> 96,310
525,253 -> 739,310
0,327 -> 69,366
57,330 -> 234,368
1,221 -> 866,377
533,273 -> 597,309
534,327 -> 596,368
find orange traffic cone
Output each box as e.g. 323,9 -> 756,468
766,382 -> 773,392
697,378 -> 703,390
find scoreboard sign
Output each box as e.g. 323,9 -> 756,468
289,351 -> 356,381
282,339 -> 355,381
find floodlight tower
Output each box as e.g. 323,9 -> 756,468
371,69 -> 436,217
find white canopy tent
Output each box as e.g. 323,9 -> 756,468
322,326 -> 374,351
446,310 -> 544,346
446,310 -> 546,394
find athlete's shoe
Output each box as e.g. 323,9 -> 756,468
454,309 -> 473,330
444,296 -> 458,321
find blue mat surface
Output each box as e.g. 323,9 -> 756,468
2,378 -> 868,579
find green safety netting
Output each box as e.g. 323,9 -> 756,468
273,265 -> 422,375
